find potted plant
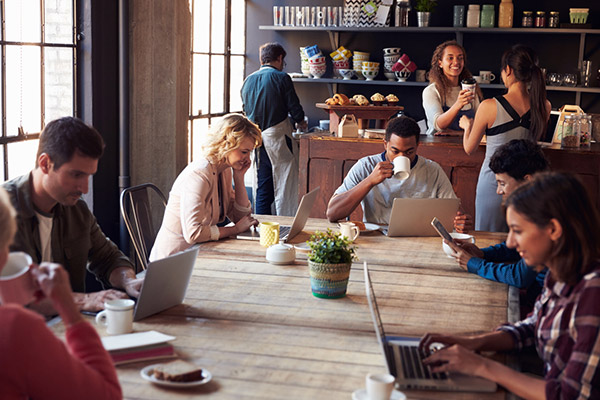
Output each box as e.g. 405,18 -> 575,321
414,0 -> 436,27
307,229 -> 357,299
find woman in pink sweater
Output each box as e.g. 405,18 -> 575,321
0,188 -> 122,399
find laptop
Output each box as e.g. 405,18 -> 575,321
236,187 -> 320,242
386,198 -> 460,237
133,245 -> 199,321
363,261 -> 497,392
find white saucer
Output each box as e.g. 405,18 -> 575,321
352,388 -> 406,400
363,222 -> 380,232
140,364 -> 212,387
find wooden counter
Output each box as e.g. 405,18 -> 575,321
298,135 -> 600,221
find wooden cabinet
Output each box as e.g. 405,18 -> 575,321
298,135 -> 600,222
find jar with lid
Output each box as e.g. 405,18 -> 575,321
480,4 -> 495,28
498,0 -> 514,28
579,114 -> 592,148
535,11 -> 546,28
522,11 -> 533,27
548,11 -> 559,28
467,4 -> 480,28
560,114 -> 579,148
395,0 -> 410,27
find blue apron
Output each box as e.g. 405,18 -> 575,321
442,105 -> 476,131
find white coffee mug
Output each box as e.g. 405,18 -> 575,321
366,373 -> 395,400
339,222 -> 359,241
96,299 -> 135,335
0,252 -> 37,305
392,156 -> 410,180
442,232 -> 476,258
479,70 -> 496,83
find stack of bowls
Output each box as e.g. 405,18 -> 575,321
383,47 -> 401,81
300,47 -> 311,77
362,61 -> 380,81
309,56 -> 326,79
353,51 -> 370,79
332,59 -> 350,79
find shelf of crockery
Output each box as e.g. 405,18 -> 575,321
291,78 -> 600,93
260,25 -> 600,34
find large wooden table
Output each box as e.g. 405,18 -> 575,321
52,217 -> 513,399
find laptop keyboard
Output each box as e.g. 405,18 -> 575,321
399,345 -> 448,381
279,225 -> 291,239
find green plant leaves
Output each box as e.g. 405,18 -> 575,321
307,228 -> 357,264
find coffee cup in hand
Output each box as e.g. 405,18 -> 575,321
442,232 -> 476,258
0,252 -> 38,305
95,299 -> 135,335
392,156 -> 410,180
460,78 -> 477,111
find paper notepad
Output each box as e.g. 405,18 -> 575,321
101,330 -> 175,352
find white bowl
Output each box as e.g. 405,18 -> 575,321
442,233 -> 475,258
362,69 -> 379,81
384,72 -> 396,81
266,243 -> 296,265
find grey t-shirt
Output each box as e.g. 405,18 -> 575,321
334,153 -> 457,224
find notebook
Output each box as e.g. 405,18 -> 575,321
236,187 -> 320,242
133,245 -> 199,321
363,261 -> 497,392
386,198 -> 460,237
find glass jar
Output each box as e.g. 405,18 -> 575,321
522,11 -> 533,27
548,11 -> 560,28
467,4 -> 480,28
579,114 -> 592,148
480,4 -> 495,28
453,5 -> 465,27
395,0 -> 410,27
535,11 -> 546,28
498,0 -> 514,28
560,114 -> 579,148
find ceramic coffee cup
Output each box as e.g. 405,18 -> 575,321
479,70 -> 496,84
95,299 -> 135,335
259,222 -> 280,247
442,232 -> 476,258
339,222 -> 359,241
366,373 -> 395,400
0,252 -> 37,305
393,156 -> 410,180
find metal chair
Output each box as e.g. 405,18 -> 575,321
120,183 -> 168,270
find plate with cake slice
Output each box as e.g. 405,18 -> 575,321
141,360 -> 212,387
349,221 -> 380,233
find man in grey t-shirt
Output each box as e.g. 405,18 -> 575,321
326,116 -> 471,230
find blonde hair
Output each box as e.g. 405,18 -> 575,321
202,114 -> 262,164
0,188 -> 16,249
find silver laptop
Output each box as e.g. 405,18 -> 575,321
363,261 -> 497,392
387,198 -> 460,237
236,187 -> 320,242
133,246 -> 199,321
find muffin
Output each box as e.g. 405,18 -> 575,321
370,93 -> 385,106
386,94 -> 399,106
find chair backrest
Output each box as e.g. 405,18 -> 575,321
120,183 -> 167,270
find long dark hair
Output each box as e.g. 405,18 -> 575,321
429,40 -> 482,106
501,45 -> 548,140
505,172 -> 600,284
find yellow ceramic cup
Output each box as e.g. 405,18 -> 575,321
259,222 -> 280,247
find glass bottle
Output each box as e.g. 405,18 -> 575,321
560,114 -> 579,148
480,4 -> 495,28
579,114 -> 592,148
498,0 -> 514,28
535,11 -> 546,28
466,5 -> 480,28
522,11 -> 533,27
395,0 -> 410,27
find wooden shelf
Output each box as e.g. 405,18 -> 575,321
260,25 -> 600,34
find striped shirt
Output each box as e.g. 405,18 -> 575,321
498,263 -> 600,399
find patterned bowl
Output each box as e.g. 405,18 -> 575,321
362,69 -> 379,81
395,70 -> 411,82
339,69 -> 355,80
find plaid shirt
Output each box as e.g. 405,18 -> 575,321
498,263 -> 600,399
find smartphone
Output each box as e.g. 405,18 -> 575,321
431,217 -> 453,242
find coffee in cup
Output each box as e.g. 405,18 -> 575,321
461,78 -> 477,110
0,252 -> 37,305
95,299 -> 135,335
392,156 -> 410,180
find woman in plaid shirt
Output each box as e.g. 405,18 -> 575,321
422,172 -> 600,399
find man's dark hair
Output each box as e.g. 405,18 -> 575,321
489,139 -> 549,181
36,117 -> 105,169
385,116 -> 420,143
260,42 -> 286,65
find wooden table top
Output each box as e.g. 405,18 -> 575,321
52,217 -> 512,399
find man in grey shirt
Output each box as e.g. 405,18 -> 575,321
327,116 -> 470,230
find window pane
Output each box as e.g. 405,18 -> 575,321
7,139 -> 39,180
193,0 -> 209,52
5,0 -> 41,43
191,118 -> 209,161
45,0 -> 74,44
45,47 -> 74,123
6,46 -> 42,136
192,54 -> 209,116
229,55 -> 244,112
230,0 -> 245,54
211,2 -> 225,54
210,56 -> 224,113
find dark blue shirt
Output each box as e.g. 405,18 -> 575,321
241,65 -> 304,131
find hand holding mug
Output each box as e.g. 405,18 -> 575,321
0,252 -> 39,306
